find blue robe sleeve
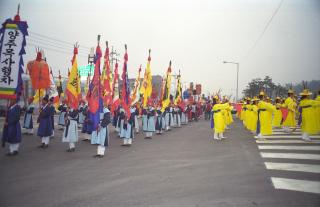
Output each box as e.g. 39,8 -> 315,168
8,107 -> 21,125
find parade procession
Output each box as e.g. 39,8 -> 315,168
1,2 -> 320,206
0,6 -> 320,157
0,6 -> 214,158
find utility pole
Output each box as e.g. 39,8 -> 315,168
110,46 -> 120,72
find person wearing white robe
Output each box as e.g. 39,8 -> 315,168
78,102 -> 85,127
62,109 -> 79,152
143,107 -> 156,138
92,107 -> 111,157
165,106 -> 174,131
23,98 -> 34,135
173,106 -> 181,128
155,107 -> 165,134
116,107 -> 125,137
133,105 -> 139,133
181,106 -> 188,125
121,108 -> 135,146
58,103 -> 67,129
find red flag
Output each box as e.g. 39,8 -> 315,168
102,42 -> 112,105
121,45 -> 131,117
87,44 -> 102,114
111,61 -> 120,114
27,52 -> 50,90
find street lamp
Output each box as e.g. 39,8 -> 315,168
223,61 -> 239,102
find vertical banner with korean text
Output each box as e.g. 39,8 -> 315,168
0,16 -> 28,99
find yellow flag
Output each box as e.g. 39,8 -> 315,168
161,61 -> 172,112
174,74 -> 182,104
140,50 -> 152,107
65,56 -> 81,109
33,89 -> 45,104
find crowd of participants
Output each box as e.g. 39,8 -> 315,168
3,88 -> 318,157
2,95 -> 208,157
237,89 -> 320,141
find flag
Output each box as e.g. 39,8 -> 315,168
27,51 -> 50,90
111,61 -> 120,114
33,89 -> 45,104
0,7 -> 28,99
158,77 -> 164,106
161,61 -> 172,112
174,71 -> 182,104
131,65 -> 142,106
65,46 -> 80,109
139,49 -> 152,107
102,42 -> 112,106
121,45 -> 131,117
48,69 -> 60,109
57,70 -> 63,97
87,38 -> 103,130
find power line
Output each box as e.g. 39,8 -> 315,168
243,0 -> 284,60
26,42 -> 88,58
29,31 -> 91,49
27,37 -> 89,55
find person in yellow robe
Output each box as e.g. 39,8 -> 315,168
257,92 -> 276,139
240,99 -> 247,123
212,96 -> 229,140
282,89 -> 297,132
246,100 -> 253,131
298,89 -> 320,141
222,97 -> 233,129
243,97 -> 251,129
315,91 -> 320,131
273,97 -> 283,128
247,97 -> 259,134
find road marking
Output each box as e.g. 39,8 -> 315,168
260,152 -> 320,160
273,129 -> 301,132
265,162 -> 320,173
270,132 -> 302,135
258,145 -> 320,151
256,140 -> 320,144
254,135 -> 320,139
271,177 -> 320,194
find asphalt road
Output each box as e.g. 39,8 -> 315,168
0,118 -> 319,207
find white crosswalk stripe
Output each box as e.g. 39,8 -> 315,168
254,135 -> 320,139
254,127 -> 320,194
265,162 -> 320,173
258,145 -> 320,151
260,152 -> 320,160
256,140 -> 320,144
271,178 -> 320,194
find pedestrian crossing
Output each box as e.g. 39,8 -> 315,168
255,127 -> 320,194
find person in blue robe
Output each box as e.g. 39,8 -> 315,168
92,106 -> 111,157
2,99 -> 22,156
78,102 -> 85,127
143,106 -> 155,138
62,108 -> 79,152
164,106 -> 174,131
173,106 -> 181,128
121,108 -> 135,146
23,97 -> 34,135
49,97 -> 56,137
37,95 -> 53,148
57,102 -> 67,129
112,105 -> 120,128
116,107 -> 125,137
155,106 -> 165,134
180,106 -> 188,125
133,105 -> 139,133
81,104 -> 93,141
